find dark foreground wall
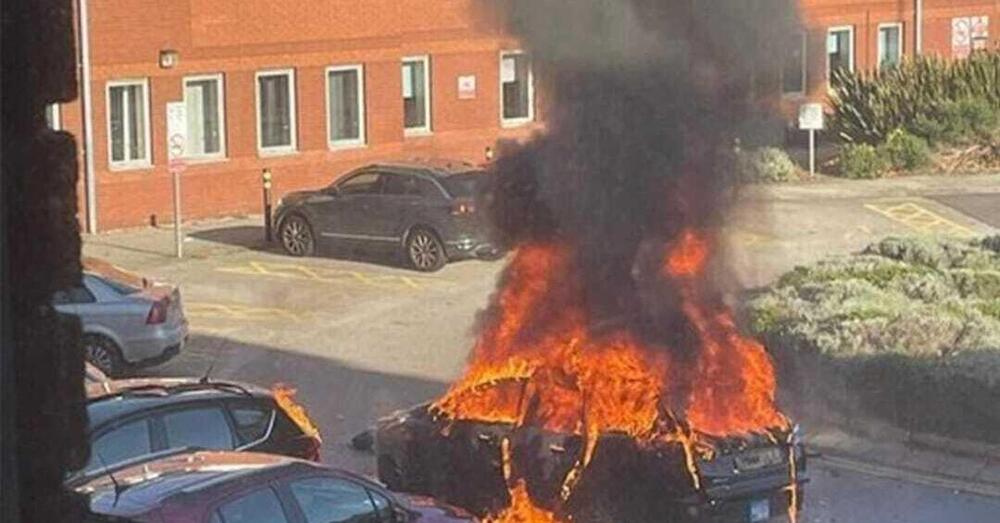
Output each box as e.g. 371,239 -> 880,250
2,0 -> 89,521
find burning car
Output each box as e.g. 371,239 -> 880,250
373,376 -> 805,522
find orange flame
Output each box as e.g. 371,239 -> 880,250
272,383 -> 322,442
435,229 -> 791,521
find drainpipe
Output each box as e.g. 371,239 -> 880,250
914,0 -> 923,55
78,0 -> 98,233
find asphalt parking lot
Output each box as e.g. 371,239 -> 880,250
82,174 -> 1000,520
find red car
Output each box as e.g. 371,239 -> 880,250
77,450 -> 475,523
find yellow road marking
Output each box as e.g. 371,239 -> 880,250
186,302 -> 304,322
864,201 -> 978,238
215,261 -> 442,290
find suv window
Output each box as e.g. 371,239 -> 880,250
288,476 -> 379,523
86,419 -> 152,472
52,286 -> 96,305
381,174 -> 420,196
216,488 -> 290,523
227,401 -> 274,445
161,406 -> 235,451
337,172 -> 381,195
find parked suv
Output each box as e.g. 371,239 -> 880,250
73,378 -> 322,484
77,450 -> 475,523
274,159 -> 502,271
53,258 -> 188,376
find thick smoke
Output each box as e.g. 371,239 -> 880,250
484,0 -> 801,349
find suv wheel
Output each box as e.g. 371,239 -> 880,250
406,228 -> 446,272
83,334 -> 124,377
280,215 -> 315,257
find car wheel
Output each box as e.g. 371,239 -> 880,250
406,228 -> 446,272
83,334 -> 124,377
280,215 -> 315,257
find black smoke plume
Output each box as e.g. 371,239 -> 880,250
484,0 -> 801,346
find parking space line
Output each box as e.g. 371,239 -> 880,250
864,201 -> 979,238
215,261 -> 443,290
186,302 -> 306,322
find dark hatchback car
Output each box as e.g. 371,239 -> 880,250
75,378 -> 322,483
274,160 -> 502,272
78,450 -> 475,523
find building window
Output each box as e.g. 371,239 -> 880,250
781,33 -> 807,94
107,79 -> 151,168
46,104 -> 61,130
326,65 -> 365,147
501,51 -> 534,125
402,56 -> 431,134
827,26 -> 855,80
184,74 -> 226,159
878,23 -> 903,71
256,69 -> 297,153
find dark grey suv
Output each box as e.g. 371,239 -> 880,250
274,160 -> 502,271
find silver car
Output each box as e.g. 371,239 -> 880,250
53,269 -> 188,376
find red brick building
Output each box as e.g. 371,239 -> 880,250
54,1 -> 998,231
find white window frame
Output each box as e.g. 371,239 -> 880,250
781,32 -> 808,96
255,68 -> 298,156
106,78 -> 152,170
46,103 -> 62,130
402,55 -> 432,136
499,50 -> 535,127
183,73 -> 227,160
877,22 -> 904,71
325,64 -> 366,149
826,25 -> 856,80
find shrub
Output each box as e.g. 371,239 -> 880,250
733,147 -> 799,183
881,129 -> 931,170
831,51 -> 1000,146
747,235 -> 1000,442
837,143 -> 888,179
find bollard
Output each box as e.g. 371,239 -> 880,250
262,168 -> 273,242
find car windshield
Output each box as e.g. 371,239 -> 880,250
440,172 -> 487,198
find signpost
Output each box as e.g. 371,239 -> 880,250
166,102 -> 187,258
798,103 -> 824,177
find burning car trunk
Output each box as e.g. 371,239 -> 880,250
374,379 -> 806,522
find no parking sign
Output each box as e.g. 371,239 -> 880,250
166,102 -> 187,257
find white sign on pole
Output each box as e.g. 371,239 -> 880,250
798,103 -> 825,131
166,102 -> 187,258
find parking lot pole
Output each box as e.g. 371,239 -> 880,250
262,168 -> 273,242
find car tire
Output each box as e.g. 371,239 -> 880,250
83,334 -> 124,377
279,214 -> 316,257
405,227 -> 446,272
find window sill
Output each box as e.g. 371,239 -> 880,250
184,155 -> 229,165
109,162 -> 153,172
501,117 -> 534,128
328,141 -> 367,151
257,148 -> 299,159
404,128 -> 433,138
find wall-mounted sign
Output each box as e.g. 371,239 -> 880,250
952,16 -> 990,58
798,103 -> 824,131
458,75 -> 477,99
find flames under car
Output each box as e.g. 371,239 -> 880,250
372,379 -> 807,523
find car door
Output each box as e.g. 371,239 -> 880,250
314,170 -> 384,245
282,475 -> 384,523
378,173 -> 424,241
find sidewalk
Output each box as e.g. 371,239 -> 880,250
742,172 -> 1000,202
804,416 -> 1000,498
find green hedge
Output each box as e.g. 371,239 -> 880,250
747,236 -> 1000,442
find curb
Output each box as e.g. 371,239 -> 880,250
813,452 -> 1000,499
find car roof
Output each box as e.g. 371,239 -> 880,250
365,158 -> 484,178
81,451 -> 389,519
80,451 -> 310,518
86,378 -> 272,430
